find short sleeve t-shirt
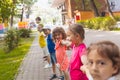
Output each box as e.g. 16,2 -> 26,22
69,43 -> 88,80
38,31 -> 46,48
46,34 -> 55,54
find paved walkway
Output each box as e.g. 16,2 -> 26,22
15,33 -> 62,80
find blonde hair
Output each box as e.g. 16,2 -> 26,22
38,24 -> 43,27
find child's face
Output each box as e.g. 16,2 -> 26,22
54,32 -> 62,41
36,19 -> 40,24
43,29 -> 50,36
66,30 -> 79,45
87,49 -> 118,80
37,26 -> 42,32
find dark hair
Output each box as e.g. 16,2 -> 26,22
35,17 -> 41,21
69,23 -> 85,40
87,40 -> 120,74
52,27 -> 66,40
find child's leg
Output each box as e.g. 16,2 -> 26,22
51,53 -> 57,74
59,68 -> 63,76
47,55 -> 51,64
49,53 -> 57,80
43,46 -> 51,64
63,70 -> 70,80
52,63 -> 56,74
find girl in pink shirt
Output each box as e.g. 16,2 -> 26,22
67,24 -> 88,80
52,27 -> 70,80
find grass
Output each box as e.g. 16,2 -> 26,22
0,36 -> 35,80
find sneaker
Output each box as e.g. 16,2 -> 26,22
44,64 -> 52,68
58,76 -> 64,80
49,74 -> 57,80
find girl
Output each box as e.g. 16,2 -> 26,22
82,40 -> 120,80
52,27 -> 70,80
67,24 -> 88,80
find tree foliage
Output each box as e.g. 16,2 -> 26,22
0,0 -> 37,26
0,0 -> 14,22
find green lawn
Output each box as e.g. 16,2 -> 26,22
0,37 -> 35,80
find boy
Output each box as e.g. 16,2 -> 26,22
43,25 -> 57,80
36,17 -> 51,68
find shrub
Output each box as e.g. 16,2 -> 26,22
78,17 -> 116,30
4,29 -> 20,52
115,16 -> 120,21
19,28 -> 31,38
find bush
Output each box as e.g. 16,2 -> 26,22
78,17 -> 116,30
19,28 -> 31,38
115,16 -> 120,21
100,17 -> 116,30
4,29 -> 20,52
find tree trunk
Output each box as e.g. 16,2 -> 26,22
10,8 -> 14,28
10,0 -> 16,27
105,0 -> 115,19
89,0 -> 99,17
81,0 -> 85,10
20,7 -> 24,22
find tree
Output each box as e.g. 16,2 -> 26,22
89,0 -> 100,17
0,0 -> 13,23
105,0 -> 115,19
81,0 -> 85,10
20,0 -> 37,21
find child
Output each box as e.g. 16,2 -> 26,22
35,17 -> 41,24
81,40 -> 120,80
66,23 -> 88,80
35,17 -> 51,68
37,24 -> 51,68
42,25 -> 57,80
52,27 -> 70,80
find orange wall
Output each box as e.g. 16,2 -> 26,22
75,11 -> 120,21
75,11 -> 94,20
106,12 -> 120,16
80,11 -> 94,20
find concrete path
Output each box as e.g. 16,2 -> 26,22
15,33 -> 60,80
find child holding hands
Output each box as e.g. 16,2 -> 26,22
66,24 -> 88,80
52,27 -> 70,80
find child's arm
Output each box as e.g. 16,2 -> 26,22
81,55 -> 93,80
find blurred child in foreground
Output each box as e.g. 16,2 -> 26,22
81,40 -> 120,80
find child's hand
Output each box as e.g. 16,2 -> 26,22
81,55 -> 93,80
80,65 -> 93,80
80,65 -> 88,74
61,40 -> 72,46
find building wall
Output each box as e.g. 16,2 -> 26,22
54,0 -> 120,24
80,11 -> 95,20
106,12 -> 120,16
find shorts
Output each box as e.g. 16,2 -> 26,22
41,46 -> 49,56
50,52 -> 57,64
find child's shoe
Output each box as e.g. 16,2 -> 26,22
49,74 -> 57,80
58,75 -> 64,80
44,64 -> 52,68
